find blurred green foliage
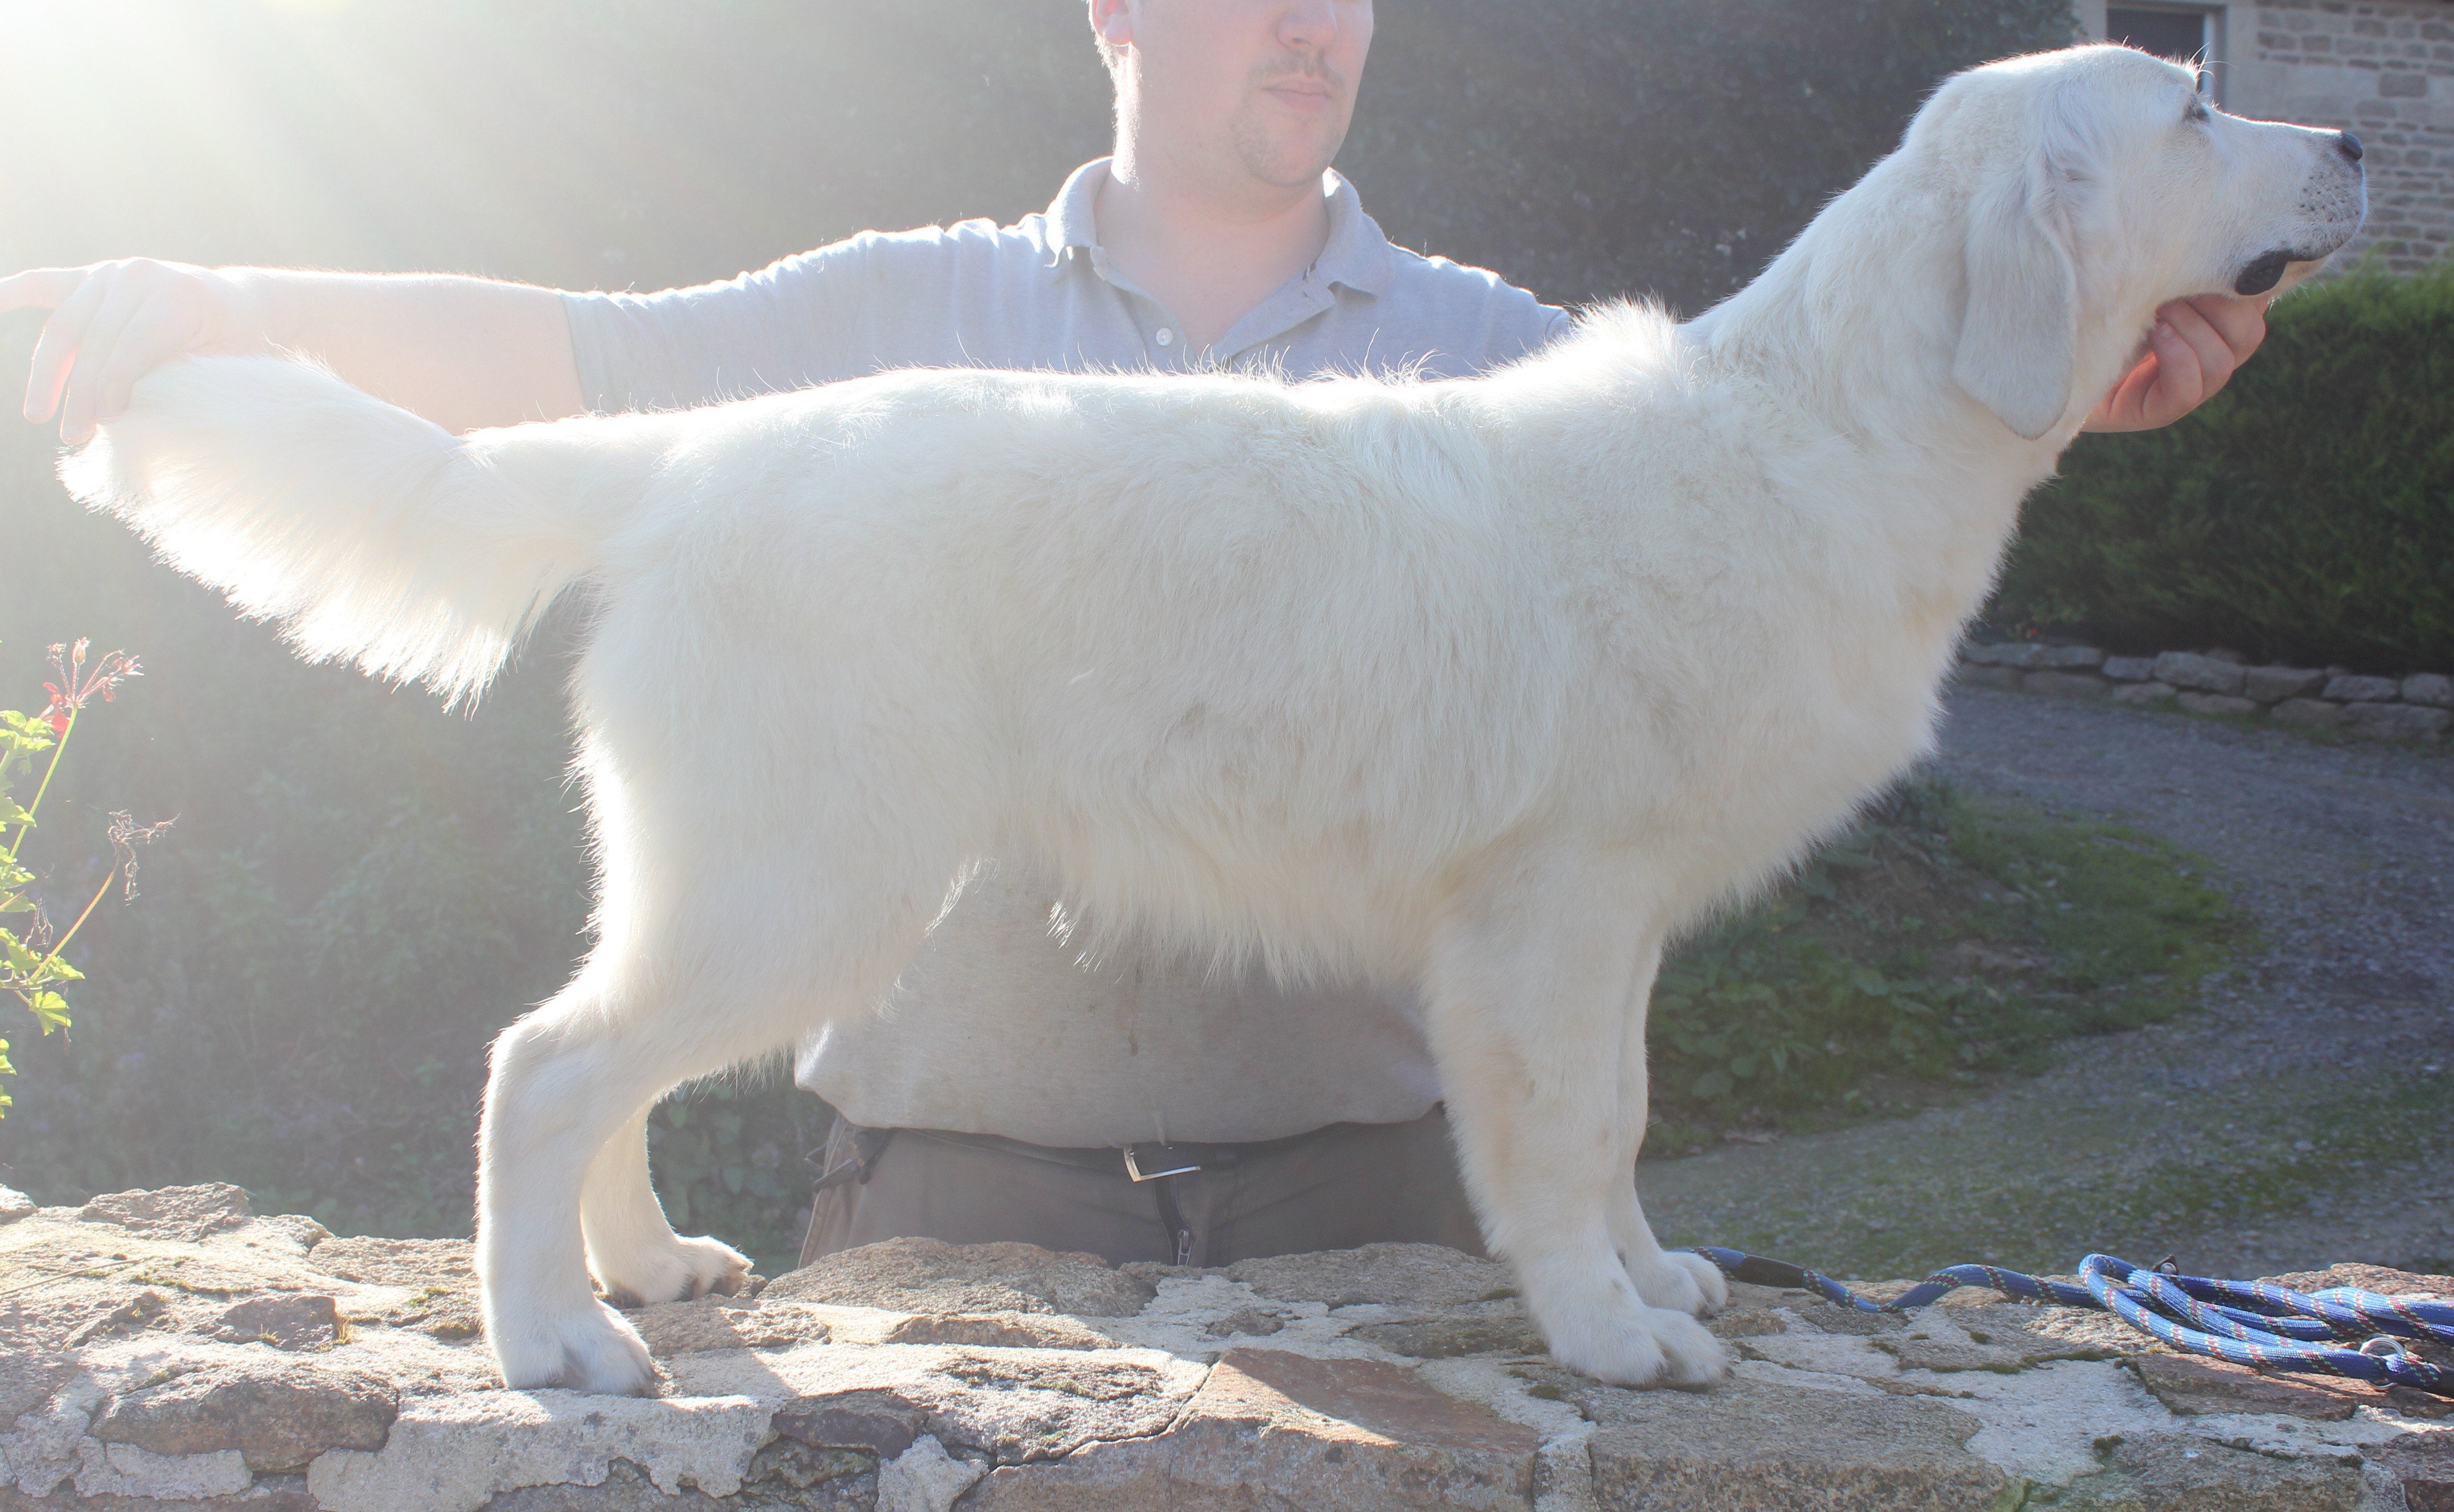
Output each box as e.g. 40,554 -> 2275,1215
0,0 -> 2076,1259
1996,264 -> 2454,672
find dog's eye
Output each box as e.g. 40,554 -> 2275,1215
2185,96 -> 2211,124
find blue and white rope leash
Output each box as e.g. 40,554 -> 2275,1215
1687,1246 -> 2454,1397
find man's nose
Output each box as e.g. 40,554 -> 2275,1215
1279,1 -> 1341,48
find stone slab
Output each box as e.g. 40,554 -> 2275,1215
2366,1430 -> 2454,1512
2323,673 -> 2403,703
630,1295 -> 833,1356
2129,1352 -> 2369,1420
1570,1370 -> 2011,1511
2271,696 -> 2349,729
1348,1309 -> 1547,1360
964,1347 -> 1542,1511
1222,1242 -> 1517,1310
88,1364 -> 398,1470
2407,672 -> 2454,709
2347,701 -> 2453,741
209,1293 -> 342,1350
76,1185 -> 256,1244
2153,652 -> 2246,695
760,1236 -> 1155,1317
2033,1433 -> 2371,1509
2243,663 -> 2327,703
2176,691 -> 2261,718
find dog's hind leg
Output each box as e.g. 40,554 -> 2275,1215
579,1103 -> 753,1308
1424,855 -> 1727,1389
477,880 -> 933,1394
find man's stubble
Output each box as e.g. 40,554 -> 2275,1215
1223,49 -> 1352,189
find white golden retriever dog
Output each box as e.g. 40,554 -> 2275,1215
63,46 -> 2363,1394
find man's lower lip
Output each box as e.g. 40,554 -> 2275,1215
1266,87 -> 1332,112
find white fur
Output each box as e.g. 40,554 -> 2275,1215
62,46 -> 2363,1394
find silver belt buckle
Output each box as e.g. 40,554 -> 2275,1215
1123,1144 -> 1201,1182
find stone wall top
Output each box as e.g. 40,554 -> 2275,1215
3,1184 -> 2449,1510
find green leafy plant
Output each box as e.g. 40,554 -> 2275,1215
0,640 -> 167,1117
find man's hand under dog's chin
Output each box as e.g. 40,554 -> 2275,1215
2083,292 -> 2269,432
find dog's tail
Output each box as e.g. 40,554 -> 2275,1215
61,354 -> 666,706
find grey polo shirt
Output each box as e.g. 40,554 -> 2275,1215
563,158 -> 1571,1148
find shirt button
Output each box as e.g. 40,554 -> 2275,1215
1155,328 -> 1175,347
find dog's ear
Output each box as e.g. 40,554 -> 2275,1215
1954,147 -> 2080,441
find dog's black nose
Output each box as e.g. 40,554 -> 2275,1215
2337,131 -> 2364,164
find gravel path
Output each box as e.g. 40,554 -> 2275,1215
1643,687 -> 2454,1282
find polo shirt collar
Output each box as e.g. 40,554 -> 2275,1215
1039,157 -> 1397,297
1315,168 -> 1395,297
1040,158 -> 1108,267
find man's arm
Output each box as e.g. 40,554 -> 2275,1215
2083,293 -> 2267,433
0,260 -> 585,441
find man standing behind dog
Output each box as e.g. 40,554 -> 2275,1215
3,2 -> 2264,1272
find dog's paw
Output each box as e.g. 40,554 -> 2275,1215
1626,1247 -> 1729,1317
592,1233 -> 754,1309
1545,1300 -> 1729,1388
1522,1254 -> 1731,1388
489,1299 -> 659,1395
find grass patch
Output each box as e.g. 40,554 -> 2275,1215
1647,778 -> 2246,1152
1646,1066 -> 2454,1282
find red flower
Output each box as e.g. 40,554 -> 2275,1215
38,640 -> 140,735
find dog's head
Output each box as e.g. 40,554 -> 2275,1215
1918,45 -> 2367,440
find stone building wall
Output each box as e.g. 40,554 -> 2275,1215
2078,0 -> 2454,272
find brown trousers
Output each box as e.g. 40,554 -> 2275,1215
799,1107 -> 1485,1269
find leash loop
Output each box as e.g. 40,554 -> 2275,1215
1685,1245 -> 2453,1397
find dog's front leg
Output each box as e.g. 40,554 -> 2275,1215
1424,860 -> 1727,1388
1605,961 -> 1730,1321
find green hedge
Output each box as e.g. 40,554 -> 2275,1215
1994,263 -> 2454,673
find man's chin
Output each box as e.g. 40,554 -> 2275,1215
1228,115 -> 1347,192
1237,105 -> 1355,188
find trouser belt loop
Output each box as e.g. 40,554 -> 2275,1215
808,1118 -> 896,1194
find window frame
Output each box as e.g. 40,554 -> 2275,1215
2094,2 -> 2228,103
